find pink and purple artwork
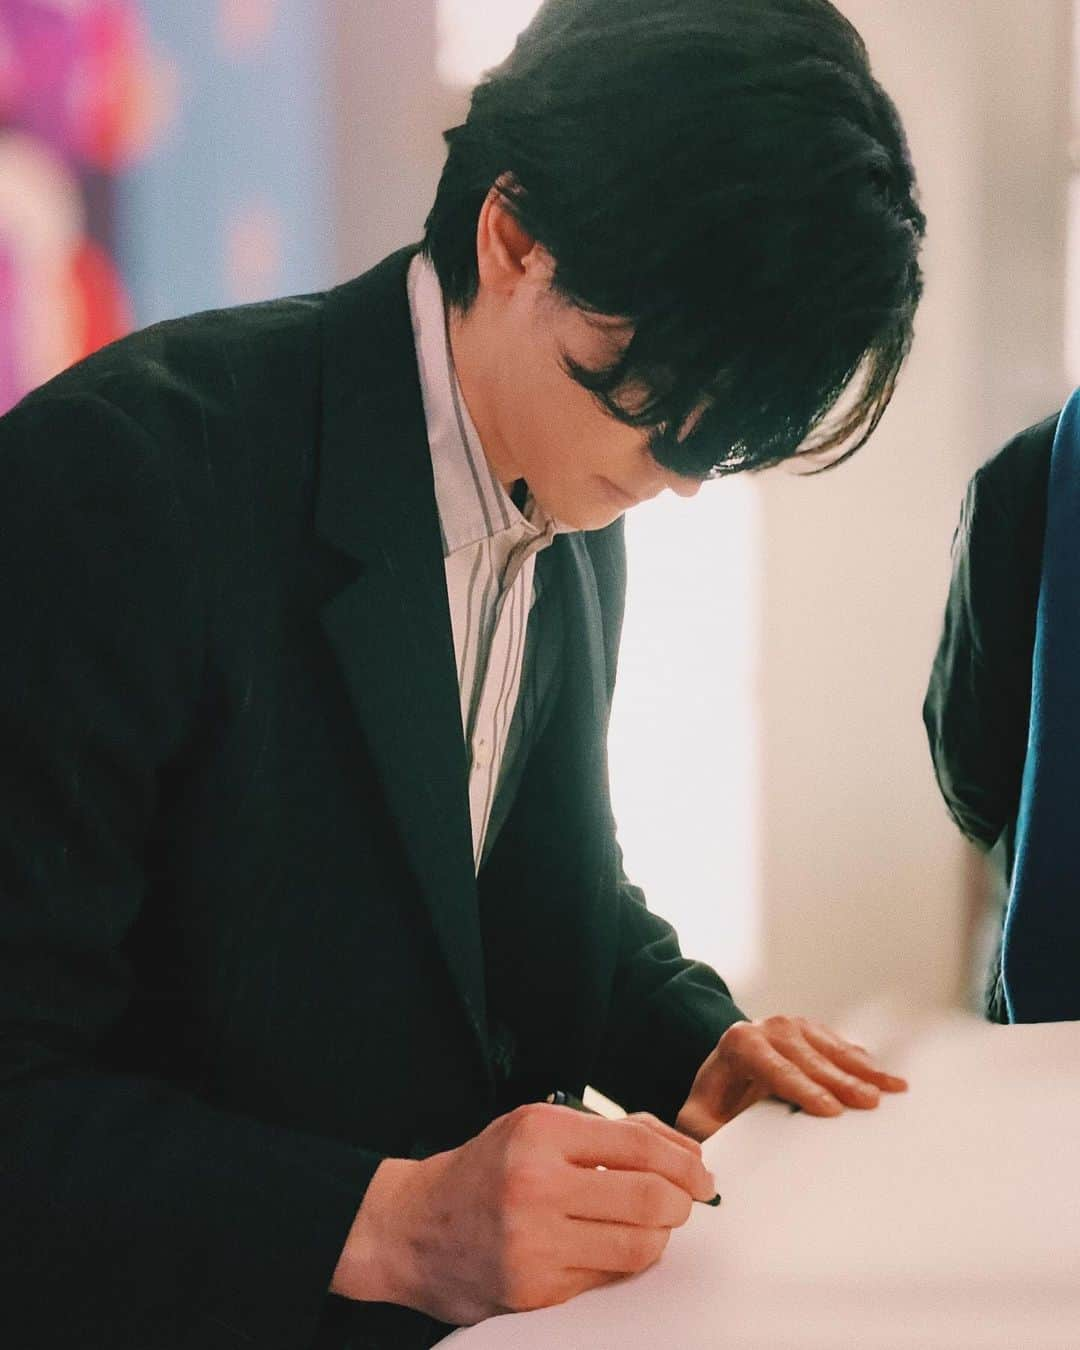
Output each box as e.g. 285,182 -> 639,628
0,0 -> 173,412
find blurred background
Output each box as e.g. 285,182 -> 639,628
2,0 -> 1075,1022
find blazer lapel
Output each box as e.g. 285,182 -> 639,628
315,247 -> 489,1070
562,532 -> 611,742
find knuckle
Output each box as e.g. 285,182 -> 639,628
499,1200 -> 530,1249
503,1260 -> 571,1315
502,1270 -> 544,1314
681,1154 -> 704,1196
501,1161 -> 548,1211
628,1119 -> 657,1165
619,1228 -> 667,1272
507,1283 -> 539,1313
612,1229 -> 647,1271
497,1232 -> 549,1312
508,1102 -> 548,1137
725,1020 -> 754,1048
628,1174 -> 661,1225
765,1015 -> 796,1037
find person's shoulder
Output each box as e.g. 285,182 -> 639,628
8,289 -> 330,455
952,409 -> 1059,589
26,289 -> 328,408
972,409 -> 1058,507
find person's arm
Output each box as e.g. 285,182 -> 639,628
330,1101 -> 716,1326
577,522 -> 746,1123
588,861 -> 747,1124
923,415 -> 1055,854
0,394 -> 383,1347
582,523 -> 904,1136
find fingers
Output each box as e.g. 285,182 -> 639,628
562,1115 -> 716,1203
720,1078 -> 770,1124
624,1110 -> 704,1157
800,1024 -> 909,1094
561,1217 -> 671,1275
717,1018 -> 908,1115
496,1238 -> 630,1315
739,1035 -> 847,1116
556,1266 -> 624,1302
544,1105 -> 703,1158
670,1096 -> 720,1143
564,1164 -> 694,1229
782,1039 -> 881,1110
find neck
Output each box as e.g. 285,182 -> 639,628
446,305 -> 521,491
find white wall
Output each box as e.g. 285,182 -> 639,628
328,1 -> 462,279
747,0 -> 1072,1020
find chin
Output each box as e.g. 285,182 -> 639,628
583,506 -> 626,531
543,493 -> 613,532
552,501 -> 624,532
532,477 -> 628,532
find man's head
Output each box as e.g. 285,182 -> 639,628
422,0 -> 925,530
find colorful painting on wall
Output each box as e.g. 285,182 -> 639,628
115,1 -> 330,332
0,0 -> 176,413
1,0 -> 327,415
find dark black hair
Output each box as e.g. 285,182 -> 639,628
422,0 -> 925,479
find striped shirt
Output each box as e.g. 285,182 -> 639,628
407,252 -> 568,870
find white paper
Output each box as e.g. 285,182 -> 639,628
447,1015 -> 1080,1349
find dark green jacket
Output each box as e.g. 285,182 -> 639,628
0,246 -> 742,1350
923,411 -> 1056,1020
924,413 -> 1056,859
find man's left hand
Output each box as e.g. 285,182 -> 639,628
674,1016 -> 908,1142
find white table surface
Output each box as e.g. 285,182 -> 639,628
446,1013 -> 1080,1349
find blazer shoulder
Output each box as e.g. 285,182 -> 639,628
956,409 -> 1058,580
971,410 -> 1057,513
12,290 -> 329,461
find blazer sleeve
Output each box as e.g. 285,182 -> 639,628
591,864 -> 747,1125
0,394 -> 381,1349
583,523 -> 746,1125
923,416 -> 1054,854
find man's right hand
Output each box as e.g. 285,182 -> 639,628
330,1102 -> 716,1325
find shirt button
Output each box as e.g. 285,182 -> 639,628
473,736 -> 492,769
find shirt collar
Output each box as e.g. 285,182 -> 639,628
407,251 -> 565,556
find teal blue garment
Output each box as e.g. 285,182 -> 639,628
1002,386 -> 1080,1022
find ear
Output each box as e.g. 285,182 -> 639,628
475,178 -> 552,299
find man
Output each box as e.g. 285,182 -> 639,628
0,2 -> 924,1346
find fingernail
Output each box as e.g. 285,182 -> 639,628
704,1193 -> 722,1207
